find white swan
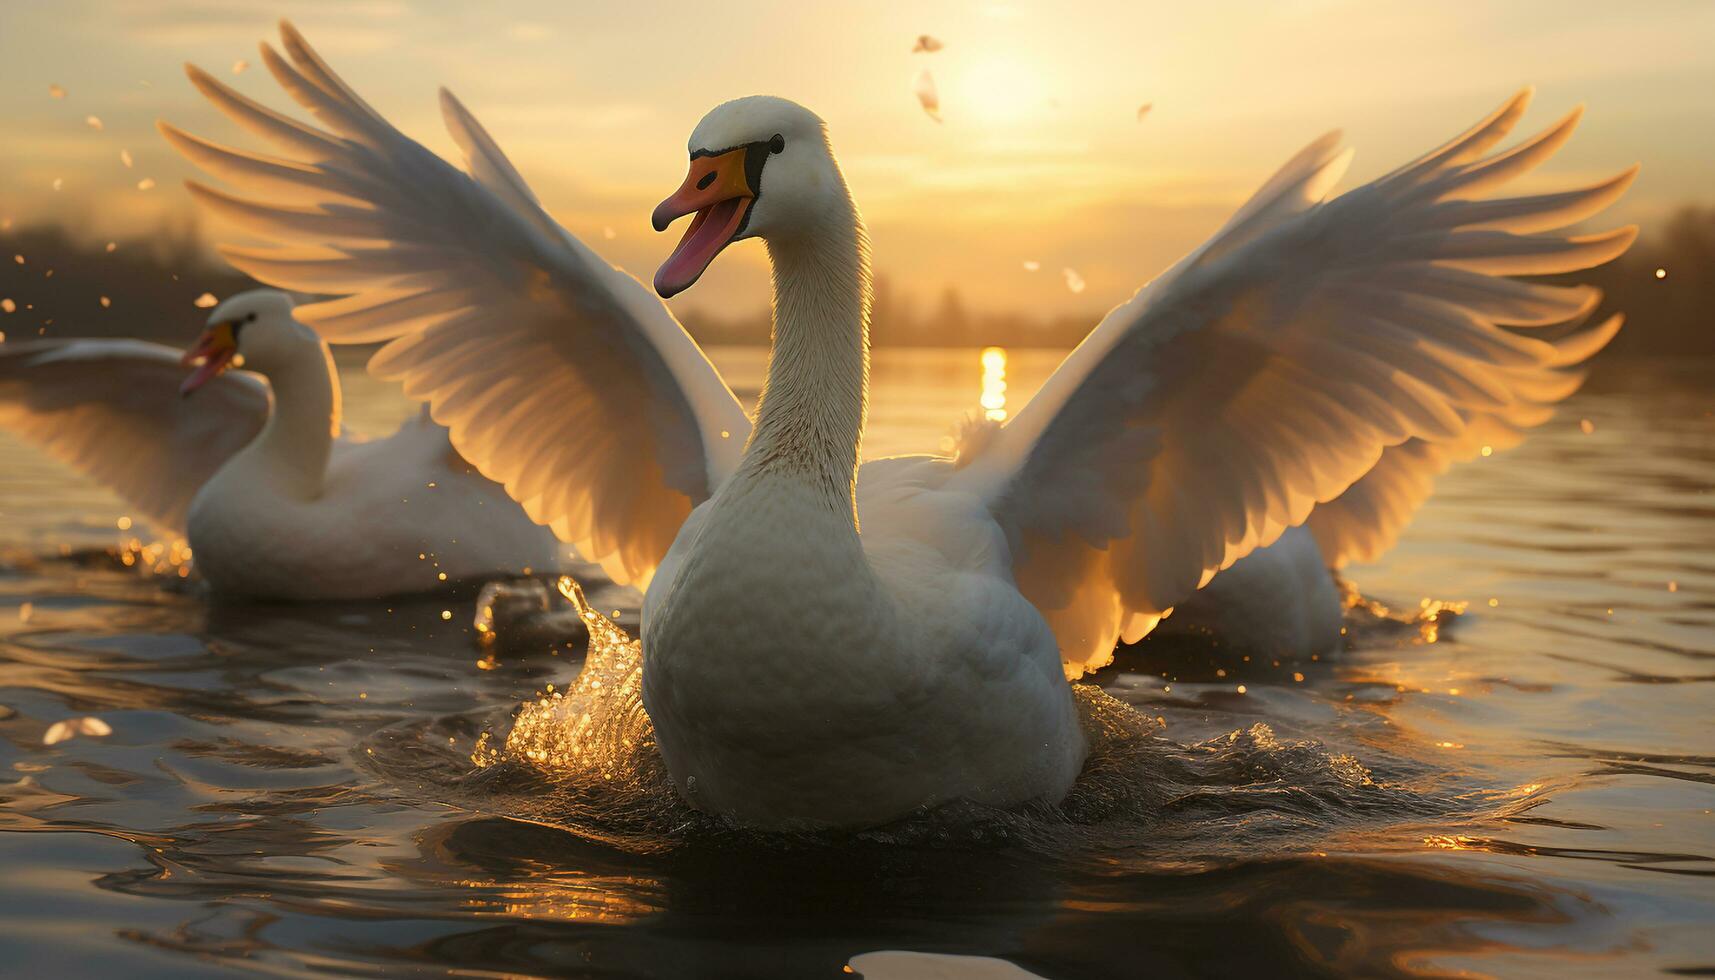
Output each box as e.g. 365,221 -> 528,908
165,25 -> 1631,826
0,289 -> 566,600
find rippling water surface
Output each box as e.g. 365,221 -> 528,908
1,347 -> 1710,978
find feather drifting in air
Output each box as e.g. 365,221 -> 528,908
914,70 -> 941,122
1062,267 -> 1086,294
1136,102 -> 1153,122
912,34 -> 944,53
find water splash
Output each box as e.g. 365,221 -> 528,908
1340,577 -> 1467,645
472,577 -> 652,784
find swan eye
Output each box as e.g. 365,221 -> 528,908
769,134 -> 785,154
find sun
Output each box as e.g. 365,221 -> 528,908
952,56 -> 1046,125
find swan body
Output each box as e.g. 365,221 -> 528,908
0,290 -> 565,600
1154,526 -> 1344,657
168,24 -> 1632,825
646,455 -> 1082,825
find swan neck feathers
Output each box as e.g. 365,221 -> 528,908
744,181 -> 872,523
246,336 -> 340,498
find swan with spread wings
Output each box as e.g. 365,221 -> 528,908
0,289 -> 566,600
166,23 -> 1632,827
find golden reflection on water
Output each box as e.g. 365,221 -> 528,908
103,534 -> 196,577
1339,578 -> 1466,645
452,871 -> 656,924
980,346 -> 1008,422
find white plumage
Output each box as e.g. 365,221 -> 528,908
0,290 -> 566,600
166,24 -> 1631,825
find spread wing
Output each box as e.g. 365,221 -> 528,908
161,21 -> 750,587
948,90 -> 1634,675
1305,311 -> 1618,568
0,339 -> 270,533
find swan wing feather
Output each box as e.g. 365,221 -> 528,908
1306,310 -> 1620,568
162,21 -> 750,586
950,90 -> 1633,674
0,339 -> 270,533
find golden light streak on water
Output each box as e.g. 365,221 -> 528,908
980,346 -> 1008,421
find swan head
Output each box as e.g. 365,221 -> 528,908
180,289 -> 310,395
651,96 -> 837,297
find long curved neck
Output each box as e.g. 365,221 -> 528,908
741,190 -> 871,524
248,340 -> 340,499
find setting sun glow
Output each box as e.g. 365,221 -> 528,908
2,1 -> 1701,326
952,56 -> 1045,125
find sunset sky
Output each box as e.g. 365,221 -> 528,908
1,0 -> 1709,322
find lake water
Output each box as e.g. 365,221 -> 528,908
1,346 -> 1711,978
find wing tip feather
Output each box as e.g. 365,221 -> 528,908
258,40 -> 297,88
1603,224 -> 1641,256
183,61 -> 217,92
1550,313 -> 1624,368
1546,102 -> 1584,141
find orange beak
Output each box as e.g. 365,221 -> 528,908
651,146 -> 756,298
180,321 -> 239,396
